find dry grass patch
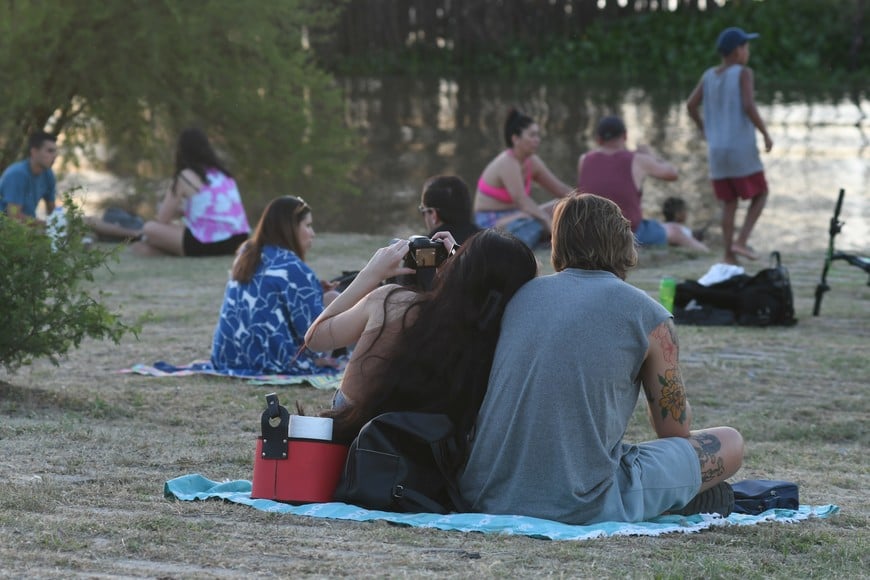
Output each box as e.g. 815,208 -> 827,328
0,235 -> 867,578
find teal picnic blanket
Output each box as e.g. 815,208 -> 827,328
164,474 -> 839,541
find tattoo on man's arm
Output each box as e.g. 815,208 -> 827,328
692,433 -> 726,483
666,321 -> 679,349
657,368 -> 687,424
651,322 -> 679,365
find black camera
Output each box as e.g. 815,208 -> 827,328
389,235 -> 449,290
403,235 -> 449,270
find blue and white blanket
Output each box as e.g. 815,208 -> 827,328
121,361 -> 343,388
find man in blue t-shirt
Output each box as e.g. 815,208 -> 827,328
0,131 -> 58,225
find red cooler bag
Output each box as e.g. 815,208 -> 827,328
251,393 -> 347,504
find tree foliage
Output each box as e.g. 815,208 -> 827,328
322,0 -> 867,84
0,0 -> 359,217
0,193 -> 136,373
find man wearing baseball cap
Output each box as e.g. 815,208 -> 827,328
687,27 -> 773,265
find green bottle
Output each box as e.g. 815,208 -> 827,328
659,277 -> 677,313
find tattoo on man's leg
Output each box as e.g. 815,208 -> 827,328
701,457 -> 726,482
693,433 -> 725,483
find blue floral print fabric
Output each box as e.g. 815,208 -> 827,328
211,245 -> 332,376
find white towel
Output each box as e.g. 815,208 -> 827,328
698,263 -> 745,286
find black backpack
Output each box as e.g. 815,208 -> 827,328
332,412 -> 468,514
675,251 -> 797,327
736,251 -> 797,326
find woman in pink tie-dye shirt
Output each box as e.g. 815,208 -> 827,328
132,128 -> 251,257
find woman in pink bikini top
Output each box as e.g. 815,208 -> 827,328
473,108 -> 573,233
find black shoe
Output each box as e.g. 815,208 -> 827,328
673,482 -> 734,517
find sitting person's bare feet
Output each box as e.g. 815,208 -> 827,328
731,243 -> 759,261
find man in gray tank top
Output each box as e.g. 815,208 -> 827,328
687,26 -> 773,265
459,193 -> 745,524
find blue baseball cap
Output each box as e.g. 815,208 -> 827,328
717,27 -> 759,56
596,116 -> 627,141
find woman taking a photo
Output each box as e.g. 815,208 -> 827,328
131,127 -> 250,257
305,228 -> 538,446
212,196 -> 338,376
473,108 -> 573,248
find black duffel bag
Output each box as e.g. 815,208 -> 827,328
675,251 -> 797,327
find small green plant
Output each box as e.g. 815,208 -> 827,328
0,191 -> 136,372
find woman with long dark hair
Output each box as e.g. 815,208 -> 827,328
131,127 -> 250,256
473,108 -> 573,248
304,228 -> 538,446
211,196 -> 338,376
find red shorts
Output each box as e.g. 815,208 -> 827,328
712,171 -> 768,202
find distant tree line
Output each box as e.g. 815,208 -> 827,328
316,0 -> 867,79
326,0 -> 723,56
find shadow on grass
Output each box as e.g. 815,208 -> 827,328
0,380 -> 118,419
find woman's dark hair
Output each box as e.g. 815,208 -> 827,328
662,197 -> 687,222
421,175 -> 475,228
325,229 -> 538,446
231,196 -> 310,283
503,108 -> 534,148
173,127 -> 233,186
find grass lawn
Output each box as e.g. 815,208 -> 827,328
1,234 -> 867,578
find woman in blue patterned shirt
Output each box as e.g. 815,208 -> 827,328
211,196 -> 338,376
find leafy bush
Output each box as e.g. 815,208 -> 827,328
0,192 -> 136,372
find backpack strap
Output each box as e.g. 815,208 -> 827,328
392,484 -> 450,514
769,251 -> 782,268
431,436 -> 469,513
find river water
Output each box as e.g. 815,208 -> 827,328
330,76 -> 869,253
64,76 -> 869,253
